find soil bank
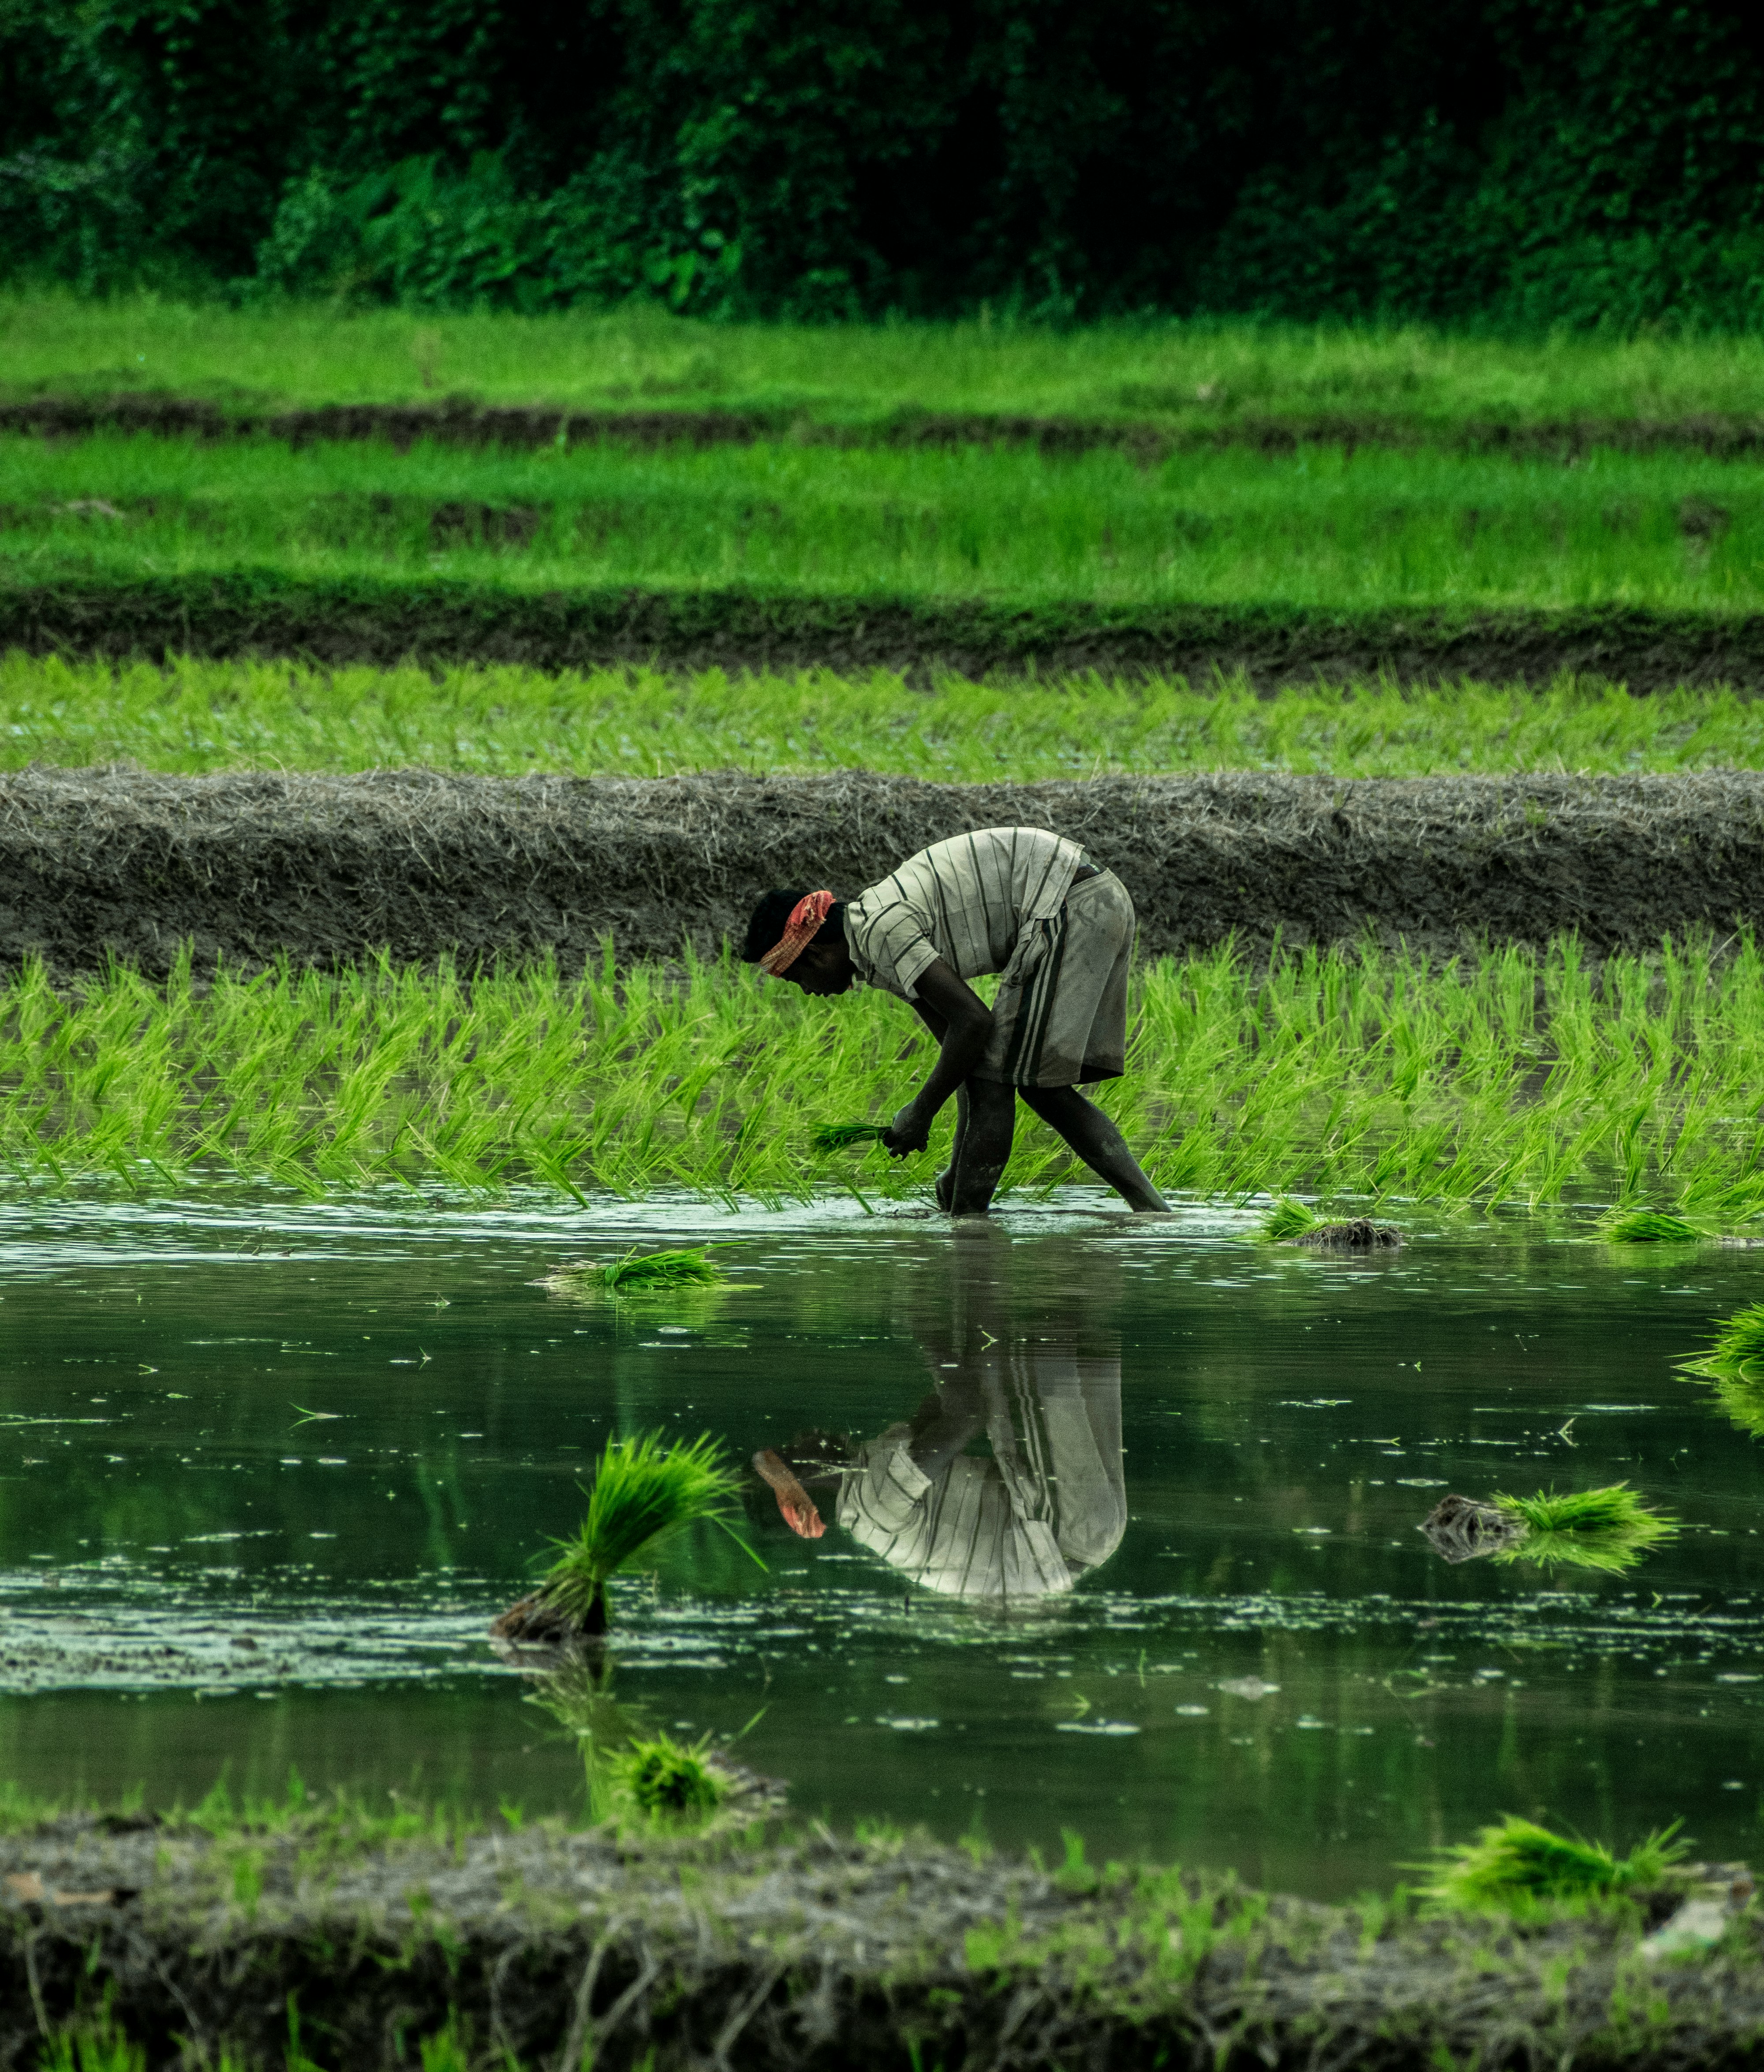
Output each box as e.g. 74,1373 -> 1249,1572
2,768 -> 1760,977
13,391 -> 1764,462
1,1810 -> 1756,2072
7,575 -> 1764,690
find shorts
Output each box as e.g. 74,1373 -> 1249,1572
977,867 -> 1134,1088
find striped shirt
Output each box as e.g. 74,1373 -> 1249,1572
841,826 -> 1084,1001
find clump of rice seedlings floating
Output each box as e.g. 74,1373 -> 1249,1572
1252,1198 -> 1402,1248
540,1247 -> 731,1296
813,1121 -> 889,1152
1252,1197 -> 1319,1241
491,1430 -> 763,1645
1684,1300 -> 1764,1380
609,1731 -> 727,1826
1419,1815 -> 1687,1916
1491,1482 -> 1678,1574
599,1246 -> 727,1292
1679,1302 -> 1764,1435
1596,1207 -> 1707,1243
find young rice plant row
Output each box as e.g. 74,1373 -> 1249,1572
7,435 -> 1764,611
5,935 -> 1764,1211
9,654 -> 1764,782
15,295 -> 1764,426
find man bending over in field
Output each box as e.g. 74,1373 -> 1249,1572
740,825 -> 1168,1215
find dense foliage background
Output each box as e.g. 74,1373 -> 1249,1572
3,0 -> 1762,325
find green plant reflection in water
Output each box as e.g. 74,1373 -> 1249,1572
1421,1484 -> 1678,1576
525,1662 -> 738,1832
1680,1301 -> 1764,1436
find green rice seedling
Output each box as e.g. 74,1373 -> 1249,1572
11,430 -> 1764,614
813,1121 -> 889,1151
1682,1301 -> 1764,1380
597,1246 -> 725,1293
1679,1301 -> 1764,1435
9,930 -> 1764,1208
1419,1815 -> 1686,1915
1253,1198 -> 1319,1242
1491,1482 -> 1678,1574
608,1731 -> 727,1826
530,1430 -> 762,1636
1596,1207 -> 1707,1243
15,654 -> 1764,784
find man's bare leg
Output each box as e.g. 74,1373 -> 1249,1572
1020,1085 -> 1169,1212
944,1078 -> 1016,1213
934,1084 -> 971,1212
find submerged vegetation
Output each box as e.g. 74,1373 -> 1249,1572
1420,1815 -> 1688,1915
15,654 -> 1764,784
7,934 -> 1764,1210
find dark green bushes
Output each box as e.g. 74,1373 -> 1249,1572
4,0 -> 1764,323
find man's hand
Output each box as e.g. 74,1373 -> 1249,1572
753,1449 -> 825,1539
883,1100 -> 932,1158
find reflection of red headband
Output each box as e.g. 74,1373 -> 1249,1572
759,890 -> 835,976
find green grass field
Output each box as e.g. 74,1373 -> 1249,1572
6,935 -> 1762,1213
7,654 -> 1764,779
9,294 -> 1764,427
7,433 -> 1760,611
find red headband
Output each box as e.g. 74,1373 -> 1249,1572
759,890 -> 835,977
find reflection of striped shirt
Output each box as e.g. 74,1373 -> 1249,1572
841,827 -> 1084,1001
836,1344 -> 1126,1602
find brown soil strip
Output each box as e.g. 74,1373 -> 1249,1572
4,768 -> 1760,977
0,1811 -> 1752,2071
10,392 -> 1764,459
8,578 -> 1764,689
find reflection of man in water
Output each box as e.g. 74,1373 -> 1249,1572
756,1318 -> 1125,1604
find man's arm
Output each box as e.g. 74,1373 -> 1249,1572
883,957 -> 993,1157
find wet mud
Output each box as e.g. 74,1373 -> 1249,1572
11,391 -> 1764,462
1290,1220 -> 1404,1249
0,1811 -> 1754,2071
3,766 -> 1762,977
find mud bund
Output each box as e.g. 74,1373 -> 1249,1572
0,767 -> 1760,976
7,576 -> 1764,689
0,1814 -> 1756,2072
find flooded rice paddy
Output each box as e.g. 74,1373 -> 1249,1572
2,1183 -> 1762,1899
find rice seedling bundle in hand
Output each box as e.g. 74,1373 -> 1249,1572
1420,1815 -> 1687,1916
812,1121 -> 890,1152
490,1429 -> 762,1644
1491,1481 -> 1678,1573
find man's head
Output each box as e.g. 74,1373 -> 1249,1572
741,889 -> 855,995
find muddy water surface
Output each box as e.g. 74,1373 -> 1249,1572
2,1183 -> 1761,1897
